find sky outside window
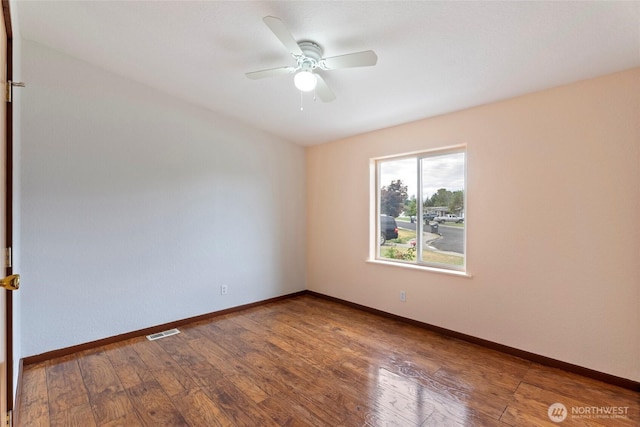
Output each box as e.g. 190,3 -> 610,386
379,153 -> 465,202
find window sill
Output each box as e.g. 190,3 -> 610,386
366,259 -> 473,278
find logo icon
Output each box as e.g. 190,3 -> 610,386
548,403 -> 568,423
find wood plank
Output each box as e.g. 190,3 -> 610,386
124,379 -> 188,426
172,387 -> 236,427
16,363 -> 50,427
524,363 -> 640,412
15,295 -> 640,426
76,350 -> 134,425
45,355 -> 90,418
227,373 -> 269,404
102,340 -> 155,390
501,381 -> 638,427
201,376 -> 281,427
257,396 -> 318,427
48,403 -> 97,427
97,411 -> 144,427
228,324 -> 367,425
129,337 -> 197,396
423,408 -> 514,426
152,332 -> 226,390
228,310 -> 430,426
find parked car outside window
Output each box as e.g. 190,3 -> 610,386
380,215 -> 399,245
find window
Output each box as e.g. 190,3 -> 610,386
375,147 -> 466,272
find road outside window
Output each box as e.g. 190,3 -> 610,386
376,148 -> 466,272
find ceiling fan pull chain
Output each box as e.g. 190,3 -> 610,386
300,91 -> 304,111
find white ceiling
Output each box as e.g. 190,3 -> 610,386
15,1 -> 640,146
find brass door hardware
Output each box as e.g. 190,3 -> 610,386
0,274 -> 19,291
5,80 -> 25,103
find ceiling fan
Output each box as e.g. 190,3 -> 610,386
246,16 -> 378,102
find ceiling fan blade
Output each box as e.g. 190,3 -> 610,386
245,66 -> 296,80
263,16 -> 303,57
314,74 -> 336,102
321,50 -> 378,70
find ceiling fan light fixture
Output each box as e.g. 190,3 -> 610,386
246,16 -> 377,102
294,70 -> 317,92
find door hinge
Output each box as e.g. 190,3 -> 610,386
5,410 -> 12,427
4,247 -> 11,268
5,80 -> 25,103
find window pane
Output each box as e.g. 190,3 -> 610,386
378,158 -> 417,261
420,152 -> 465,269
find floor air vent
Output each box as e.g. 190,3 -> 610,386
146,328 -> 180,341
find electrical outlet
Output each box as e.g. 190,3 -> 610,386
220,284 -> 228,295
400,290 -> 406,302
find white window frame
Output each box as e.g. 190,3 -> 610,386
372,145 -> 467,274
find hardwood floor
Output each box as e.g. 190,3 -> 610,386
16,295 -> 639,426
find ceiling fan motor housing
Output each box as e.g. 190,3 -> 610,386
245,16 -> 377,102
297,41 -> 323,70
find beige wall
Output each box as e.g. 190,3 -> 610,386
306,68 -> 640,381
